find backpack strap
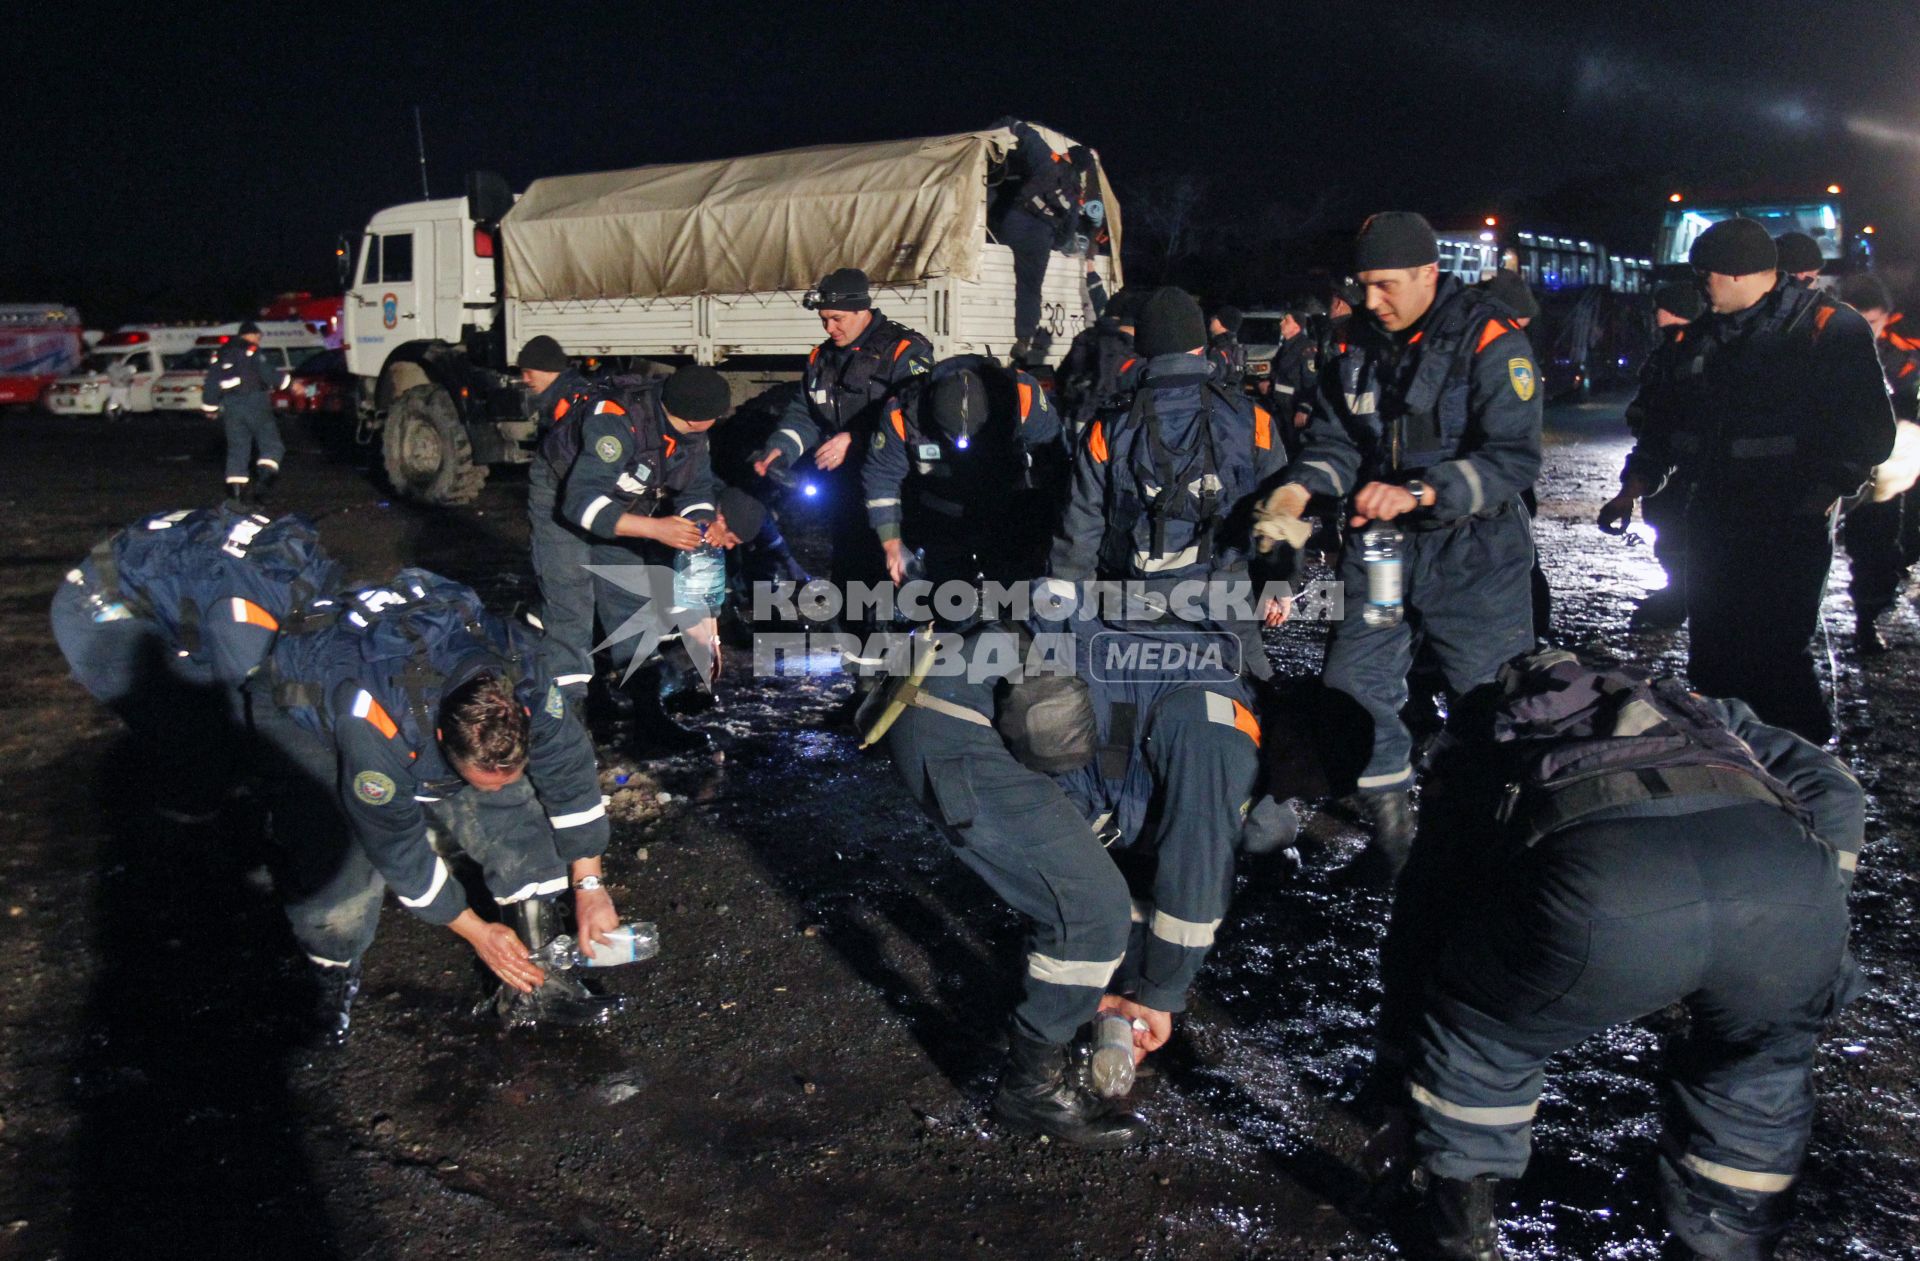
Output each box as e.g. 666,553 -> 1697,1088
1509,763 -> 1797,847
1098,700 -> 1136,780
1139,384 -> 1222,565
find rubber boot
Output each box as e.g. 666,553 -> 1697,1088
252,461 -> 279,506
625,660 -> 709,757
308,958 -> 363,1049
1856,611 -> 1888,657
1630,586 -> 1688,630
1412,1170 -> 1508,1261
1344,790 -> 1415,886
657,639 -> 715,716
490,897 -> 628,1029
225,480 -> 253,509
991,1031 -> 1148,1149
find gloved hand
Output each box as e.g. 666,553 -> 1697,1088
1252,483 -> 1314,554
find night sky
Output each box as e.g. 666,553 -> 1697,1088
10,0 -> 1919,322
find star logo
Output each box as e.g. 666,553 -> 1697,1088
582,562 -> 722,686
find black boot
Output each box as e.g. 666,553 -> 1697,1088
1345,790 -> 1415,885
490,897 -> 628,1029
1630,586 -> 1688,630
252,461 -> 279,505
1857,611 -> 1889,657
308,958 -> 363,1049
626,660 -> 709,757
225,479 -> 253,508
1412,1170 -> 1508,1261
991,1031 -> 1148,1149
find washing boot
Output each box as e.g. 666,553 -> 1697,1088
626,660 -> 709,757
1342,790 -> 1415,885
307,958 -> 363,1049
1412,1170 -> 1508,1261
490,897 -> 628,1029
991,1031 -> 1148,1149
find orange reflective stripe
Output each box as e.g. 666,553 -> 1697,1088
229,598 -> 279,631
361,699 -> 398,741
1814,306 -> 1836,335
1673,329 -> 1687,344
554,398 -> 571,419
890,406 -> 907,440
1253,406 -> 1272,451
1119,357 -> 1136,373
663,434 -> 678,458
1232,700 -> 1261,747
1088,420 -> 1109,464
1900,362 -> 1917,379
1889,333 -> 1920,352
1475,319 -> 1508,354
808,345 -> 820,364
595,399 -> 627,415
893,339 -> 914,362
1016,382 -> 1034,421
1409,330 -> 1424,345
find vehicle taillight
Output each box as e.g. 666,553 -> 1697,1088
473,228 -> 496,258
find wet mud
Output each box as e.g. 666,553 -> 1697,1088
0,399 -> 1914,1259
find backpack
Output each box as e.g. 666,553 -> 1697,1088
270,568 -> 526,748
94,506 -> 338,664
1102,379 -> 1256,573
1490,650 -> 1809,845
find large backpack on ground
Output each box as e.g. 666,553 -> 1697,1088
93,506 -> 339,666
270,568 -> 528,748
1490,650 -> 1810,845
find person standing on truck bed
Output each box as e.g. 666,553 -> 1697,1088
991,119 -> 1083,365
203,322 -> 291,505
751,268 -> 933,701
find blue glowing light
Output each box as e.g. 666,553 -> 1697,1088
802,482 -> 819,498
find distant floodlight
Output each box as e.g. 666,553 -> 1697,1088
1668,192 -> 1683,203
1827,183 -> 1842,195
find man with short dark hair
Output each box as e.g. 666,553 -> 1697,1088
204,321 -> 291,504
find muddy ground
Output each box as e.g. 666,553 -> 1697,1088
0,399 -> 1915,1261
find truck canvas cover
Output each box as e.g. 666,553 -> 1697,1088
501,125 -> 1121,302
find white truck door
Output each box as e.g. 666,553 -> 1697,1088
346,226 -> 433,363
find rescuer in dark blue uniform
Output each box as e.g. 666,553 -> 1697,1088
1207,306 -> 1249,392
559,365 -> 732,753
517,335 -> 607,700
1600,219 -> 1894,743
990,120 -> 1081,364
1836,273 -> 1920,655
862,354 -> 1062,596
1775,230 -> 1826,289
1051,286 -> 1291,681
1056,286 -> 1145,439
202,321 -> 290,504
1367,649 -> 1862,1261
1262,300 -> 1323,458
1257,214 -> 1542,873
1621,282 -> 1707,630
51,506 -> 339,821
251,570 -> 628,1045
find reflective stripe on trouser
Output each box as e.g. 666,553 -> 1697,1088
1320,507 -> 1535,793
1112,686 -> 1259,1014
222,398 -> 285,481
527,458 -> 599,688
1407,804 -> 1851,1259
883,688 -> 1132,1046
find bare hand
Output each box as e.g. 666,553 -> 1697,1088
1099,995 -> 1172,1062
645,516 -> 705,552
468,920 -> 546,993
1292,409 -> 1309,430
688,616 -> 722,683
813,431 -> 854,471
1597,492 -> 1636,535
882,538 -> 907,585
1262,596 -> 1292,628
752,450 -> 781,478
573,885 -> 620,952
1350,481 -> 1418,528
706,513 -> 743,550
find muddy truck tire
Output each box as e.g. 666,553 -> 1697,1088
381,383 -> 488,505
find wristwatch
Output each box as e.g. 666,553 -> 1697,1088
1403,479 -> 1434,507
573,875 -> 604,892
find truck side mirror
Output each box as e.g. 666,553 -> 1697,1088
335,233 -> 353,289
466,171 -> 514,226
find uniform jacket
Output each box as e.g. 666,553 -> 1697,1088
1285,274 -> 1543,522
1207,332 -> 1247,392
202,339 -> 285,411
560,381 -> 718,540
763,312 -> 934,468
1267,331 -> 1318,419
1057,320 -> 1143,429
1877,312 -> 1920,422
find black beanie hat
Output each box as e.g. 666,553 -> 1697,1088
1840,272 -> 1893,315
717,486 -> 768,545
1652,281 -> 1704,321
237,320 -> 262,336
1105,286 -> 1142,324
1353,212 -> 1439,272
1775,231 -> 1825,275
805,267 -> 872,311
930,368 -> 990,441
1135,286 -> 1208,356
1213,305 -> 1244,335
661,365 -> 731,421
1482,270 -> 1539,320
1334,276 -> 1366,308
514,335 -> 570,372
1689,218 -> 1777,276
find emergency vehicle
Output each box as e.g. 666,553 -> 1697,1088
0,305 -> 87,406
44,325 -> 250,417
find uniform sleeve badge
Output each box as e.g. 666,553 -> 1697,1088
1507,358 -> 1537,402
871,431 -> 887,451
595,435 -> 624,463
544,682 -> 566,719
353,770 -> 398,806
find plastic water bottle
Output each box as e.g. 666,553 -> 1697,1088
528,922 -> 661,970
1360,524 -> 1405,627
1089,1012 -> 1137,1098
673,523 -> 727,614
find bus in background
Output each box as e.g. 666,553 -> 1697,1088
0,305 -> 87,407
1657,190 -> 1869,282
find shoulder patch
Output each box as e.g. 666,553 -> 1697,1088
1507,357 -> 1537,402
872,430 -> 887,451
353,770 -> 397,807
595,434 -> 624,463
544,682 -> 565,719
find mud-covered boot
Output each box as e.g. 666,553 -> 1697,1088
308,958 -> 363,1049
491,897 -> 628,1029
1345,790 -> 1415,885
991,1032 -> 1148,1149
1412,1170 -> 1508,1261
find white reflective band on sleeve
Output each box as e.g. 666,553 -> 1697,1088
866,498 -> 901,508
1409,1081 -> 1540,1127
1026,952 -> 1124,989
350,690 -> 375,720
1272,383 -> 1296,396
306,953 -> 353,968
553,673 -> 592,687
1358,767 -> 1414,789
495,875 -> 571,906
775,427 -> 806,455
398,856 -> 451,908
1301,460 -> 1346,494
1134,545 -> 1201,572
1836,850 -> 1859,872
1445,460 -> 1487,514
413,795 -> 442,803
549,800 -> 608,829
202,405 -> 221,414
221,376 -> 243,389
1150,909 -> 1222,948
1680,1154 -> 1796,1194
678,502 -> 715,517
579,495 -> 615,531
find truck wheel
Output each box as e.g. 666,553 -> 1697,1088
381,384 -> 489,505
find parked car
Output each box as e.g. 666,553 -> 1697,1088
274,347 -> 354,414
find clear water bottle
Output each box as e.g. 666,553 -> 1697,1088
1089,1012 -> 1138,1098
528,922 -> 661,970
673,523 -> 727,615
1360,524 -> 1405,627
